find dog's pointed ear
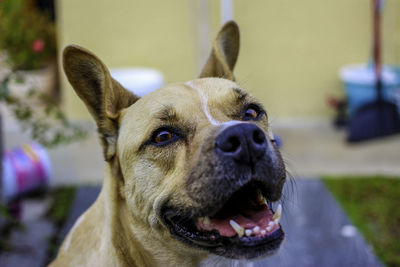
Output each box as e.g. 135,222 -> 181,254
199,21 -> 240,81
63,45 -> 139,161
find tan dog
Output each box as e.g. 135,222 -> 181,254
51,21 -> 286,267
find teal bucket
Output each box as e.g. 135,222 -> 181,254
339,64 -> 400,115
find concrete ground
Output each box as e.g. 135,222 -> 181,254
274,119 -> 400,177
3,117 -> 400,185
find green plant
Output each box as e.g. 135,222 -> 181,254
46,187 -> 76,226
0,202 -> 22,252
0,0 -> 56,70
45,186 -> 76,263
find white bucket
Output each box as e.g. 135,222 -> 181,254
110,68 -> 164,97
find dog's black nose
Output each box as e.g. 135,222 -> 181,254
216,123 -> 267,163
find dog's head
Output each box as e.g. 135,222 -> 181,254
63,21 -> 286,260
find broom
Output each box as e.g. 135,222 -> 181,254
347,0 -> 400,142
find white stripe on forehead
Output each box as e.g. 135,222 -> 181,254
185,81 -> 222,125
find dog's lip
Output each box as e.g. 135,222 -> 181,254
195,194 -> 282,238
160,181 -> 284,258
162,206 -> 284,258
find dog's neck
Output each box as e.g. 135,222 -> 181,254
101,161 -> 206,267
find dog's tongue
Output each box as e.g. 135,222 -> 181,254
197,205 -> 274,237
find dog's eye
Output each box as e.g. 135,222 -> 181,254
244,108 -> 258,119
154,130 -> 174,144
242,105 -> 262,121
144,127 -> 181,148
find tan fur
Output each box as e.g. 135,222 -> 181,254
51,21 -> 282,267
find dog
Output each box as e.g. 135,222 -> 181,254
50,21 -> 286,267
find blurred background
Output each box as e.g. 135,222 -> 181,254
0,0 -> 399,266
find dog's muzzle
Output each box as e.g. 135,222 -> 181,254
161,122 -> 286,259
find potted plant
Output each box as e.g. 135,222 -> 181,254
0,0 -> 86,148
0,0 -> 57,97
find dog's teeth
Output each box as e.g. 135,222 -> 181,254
253,226 -> 260,234
272,204 -> 282,221
198,216 -> 211,226
261,229 -> 267,235
266,226 -> 272,232
229,220 -> 244,237
268,221 -> 274,227
245,229 -> 252,236
257,190 -> 267,205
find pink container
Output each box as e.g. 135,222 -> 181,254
2,142 -> 51,201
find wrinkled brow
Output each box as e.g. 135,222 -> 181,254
154,105 -> 178,121
151,104 -> 197,137
232,87 -> 248,100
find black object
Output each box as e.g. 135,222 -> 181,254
331,98 -> 348,129
347,0 -> 400,142
36,0 -> 56,21
348,80 -> 400,142
216,123 -> 267,163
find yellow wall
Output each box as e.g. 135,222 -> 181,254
57,0 -> 400,120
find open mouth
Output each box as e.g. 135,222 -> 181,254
162,181 -> 284,259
